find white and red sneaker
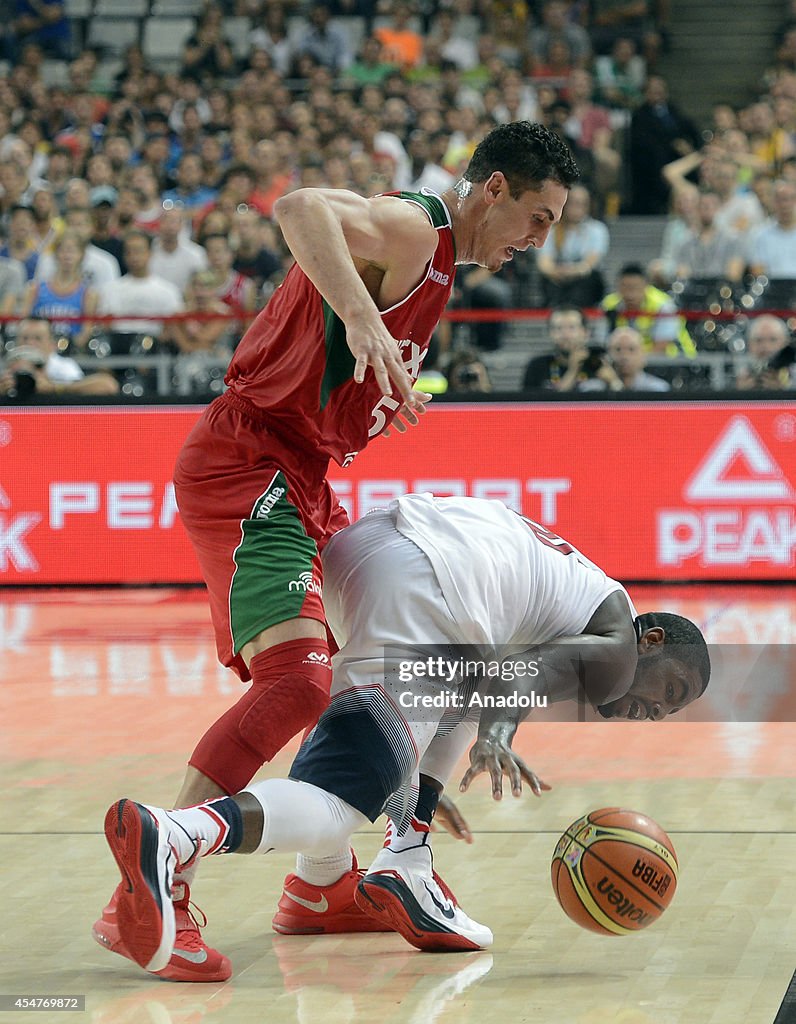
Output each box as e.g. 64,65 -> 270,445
355,845 -> 493,952
93,881 -> 232,983
272,853 -> 392,935
102,799 -> 177,974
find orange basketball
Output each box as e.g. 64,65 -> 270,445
551,808 -> 678,936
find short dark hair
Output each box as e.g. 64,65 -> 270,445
550,305 -> 588,328
619,262 -> 646,278
635,612 -> 711,695
463,121 -> 579,198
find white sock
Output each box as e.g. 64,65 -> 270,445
295,848 -> 353,886
156,800 -> 235,864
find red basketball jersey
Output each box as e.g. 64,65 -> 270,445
224,191 -> 455,467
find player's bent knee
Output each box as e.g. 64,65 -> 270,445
239,671 -> 329,760
242,777 -> 367,854
190,639 -> 333,795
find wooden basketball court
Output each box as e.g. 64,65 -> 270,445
2,584 -> 794,1023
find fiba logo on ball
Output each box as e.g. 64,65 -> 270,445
551,808 -> 678,936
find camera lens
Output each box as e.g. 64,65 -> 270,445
12,370 -> 37,398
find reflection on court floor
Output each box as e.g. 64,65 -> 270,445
1,585 -> 794,1024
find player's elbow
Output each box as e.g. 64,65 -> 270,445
273,189 -> 322,224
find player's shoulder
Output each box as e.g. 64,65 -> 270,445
370,191 -> 446,238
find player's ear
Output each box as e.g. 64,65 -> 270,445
638,626 -> 665,654
484,171 -> 506,203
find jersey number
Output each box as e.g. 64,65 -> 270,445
368,395 -> 400,438
520,516 -> 576,556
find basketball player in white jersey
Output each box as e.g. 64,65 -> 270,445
102,495 -> 710,975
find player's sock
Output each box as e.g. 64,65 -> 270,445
295,848 -> 353,886
384,781 -> 439,853
160,797 -> 245,862
189,638 -> 332,794
154,780 -> 365,864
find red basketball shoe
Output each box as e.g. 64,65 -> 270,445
272,853 -> 393,935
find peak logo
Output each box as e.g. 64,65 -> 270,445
0,485 -> 41,573
659,415 -> 796,568
685,416 -> 793,502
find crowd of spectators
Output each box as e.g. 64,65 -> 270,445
0,0 -> 793,398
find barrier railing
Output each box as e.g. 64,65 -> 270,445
0,306 -> 792,397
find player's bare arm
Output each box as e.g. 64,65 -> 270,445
274,188 -> 439,409
461,592 -> 637,799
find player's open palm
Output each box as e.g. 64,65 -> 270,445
460,737 -> 551,801
347,325 -> 422,411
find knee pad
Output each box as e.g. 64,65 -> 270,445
189,638 -> 332,794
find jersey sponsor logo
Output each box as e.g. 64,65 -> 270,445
658,416 -> 796,567
254,485 -> 286,519
288,571 -> 323,596
429,268 -> 450,286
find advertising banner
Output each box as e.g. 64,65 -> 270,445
1,402 -> 793,583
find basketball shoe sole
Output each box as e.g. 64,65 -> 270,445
104,799 -> 177,973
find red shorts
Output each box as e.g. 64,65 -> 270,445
175,394 -> 349,681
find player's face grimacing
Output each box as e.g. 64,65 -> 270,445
598,656 -> 703,721
479,176 -> 569,272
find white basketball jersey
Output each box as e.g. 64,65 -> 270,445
392,493 -> 634,646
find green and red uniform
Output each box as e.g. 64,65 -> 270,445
174,191 -> 456,680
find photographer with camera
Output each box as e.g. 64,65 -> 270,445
0,316 -> 118,399
735,315 -> 795,390
578,326 -> 671,392
446,347 -> 492,394
523,306 -> 594,391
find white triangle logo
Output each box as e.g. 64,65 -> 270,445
686,416 -> 793,501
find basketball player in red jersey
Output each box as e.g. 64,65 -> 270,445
92,121 -> 579,980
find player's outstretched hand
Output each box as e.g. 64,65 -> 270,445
432,794 -> 474,844
348,327 -> 423,411
382,391 -> 433,437
459,738 -> 551,801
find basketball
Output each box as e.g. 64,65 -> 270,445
551,808 -> 679,936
